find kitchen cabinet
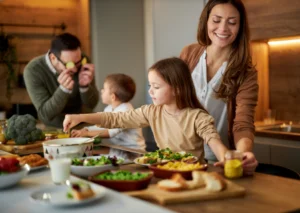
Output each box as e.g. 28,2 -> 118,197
254,136 -> 300,173
243,0 -> 300,40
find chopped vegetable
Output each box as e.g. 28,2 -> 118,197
4,114 -> 44,145
137,148 -> 194,164
71,156 -> 124,166
95,170 -> 149,181
66,61 -> 75,69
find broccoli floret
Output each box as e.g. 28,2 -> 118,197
31,129 -> 44,141
4,114 -> 45,145
15,135 -> 27,145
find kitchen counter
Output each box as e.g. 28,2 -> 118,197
255,121 -> 300,141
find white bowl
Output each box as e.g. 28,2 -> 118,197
43,138 -> 94,160
0,164 -> 30,189
71,156 -> 125,178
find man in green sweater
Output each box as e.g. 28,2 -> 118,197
24,33 -> 99,128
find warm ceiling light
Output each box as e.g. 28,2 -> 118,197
268,38 -> 300,45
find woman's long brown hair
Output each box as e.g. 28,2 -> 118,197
149,57 -> 205,111
198,0 -> 254,101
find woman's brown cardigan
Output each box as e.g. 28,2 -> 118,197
180,43 -> 258,149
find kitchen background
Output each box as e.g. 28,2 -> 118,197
0,0 -> 300,171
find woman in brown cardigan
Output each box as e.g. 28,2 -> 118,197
180,0 -> 258,175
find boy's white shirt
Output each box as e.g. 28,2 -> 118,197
86,102 -> 146,151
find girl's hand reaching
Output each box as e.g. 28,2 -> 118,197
63,114 -> 81,132
71,128 -> 89,137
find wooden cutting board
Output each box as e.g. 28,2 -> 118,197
0,140 -> 44,155
126,180 -> 245,205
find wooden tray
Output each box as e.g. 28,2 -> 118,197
0,140 -> 44,155
126,180 -> 245,205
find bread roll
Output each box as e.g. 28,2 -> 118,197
202,172 -> 226,192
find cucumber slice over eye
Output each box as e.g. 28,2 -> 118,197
66,61 -> 75,69
81,57 -> 87,65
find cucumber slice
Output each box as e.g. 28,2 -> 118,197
66,61 -> 75,69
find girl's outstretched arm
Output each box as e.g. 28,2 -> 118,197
63,113 -> 101,132
207,138 -> 228,162
63,105 -> 151,133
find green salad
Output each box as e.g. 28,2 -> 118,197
95,170 -> 149,181
71,156 -> 124,166
137,148 -> 195,164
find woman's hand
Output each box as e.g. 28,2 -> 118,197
242,152 -> 258,176
214,151 -> 258,176
63,114 -> 81,132
71,128 -> 88,137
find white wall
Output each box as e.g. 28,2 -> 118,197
144,0 -> 205,103
91,0 -> 146,111
91,0 -> 206,148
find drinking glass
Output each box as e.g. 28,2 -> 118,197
49,158 -> 71,185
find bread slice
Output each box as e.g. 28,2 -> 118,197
202,172 -> 226,192
157,179 -> 184,192
186,171 -> 206,189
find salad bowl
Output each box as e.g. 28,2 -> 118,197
89,170 -> 153,192
70,155 -> 125,177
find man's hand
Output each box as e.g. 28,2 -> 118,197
79,64 -> 95,87
57,69 -> 74,90
63,114 -> 81,132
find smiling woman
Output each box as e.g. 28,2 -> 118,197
180,0 -> 258,175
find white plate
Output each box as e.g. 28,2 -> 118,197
29,164 -> 49,172
0,165 -> 30,189
30,183 -> 106,207
71,155 -> 129,178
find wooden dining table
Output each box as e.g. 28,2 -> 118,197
120,164 -> 300,213
1,145 -> 300,213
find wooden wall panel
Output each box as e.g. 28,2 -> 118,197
269,42 -> 300,121
243,0 -> 300,40
0,0 -> 90,109
251,42 -> 269,121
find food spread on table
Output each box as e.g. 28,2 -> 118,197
156,161 -> 203,171
135,148 -> 197,165
0,157 -> 20,174
157,171 -> 227,192
94,170 -> 150,181
67,181 -> 95,200
17,154 -> 48,168
3,114 -> 44,145
71,156 -> 124,167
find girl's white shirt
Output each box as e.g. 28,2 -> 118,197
192,50 -> 229,162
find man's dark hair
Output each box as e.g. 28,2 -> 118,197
50,33 -> 81,57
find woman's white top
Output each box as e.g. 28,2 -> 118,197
86,102 -> 146,158
191,50 -> 229,162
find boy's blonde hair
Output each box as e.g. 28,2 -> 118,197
105,74 -> 136,102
